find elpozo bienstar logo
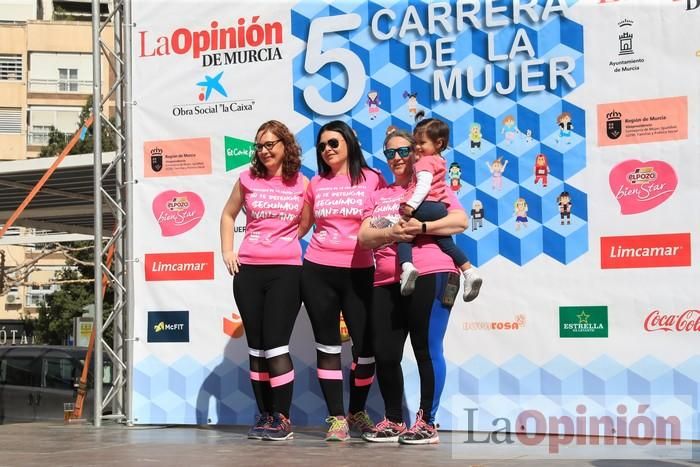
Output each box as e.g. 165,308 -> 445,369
137,16 -> 284,68
600,233 -> 691,269
559,306 -> 608,338
147,311 -> 189,343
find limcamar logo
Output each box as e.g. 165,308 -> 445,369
644,309 -> 700,332
600,233 -> 691,269
144,252 -> 214,281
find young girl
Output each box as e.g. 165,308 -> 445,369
398,118 -> 482,302
514,198 -> 528,230
533,153 -> 549,187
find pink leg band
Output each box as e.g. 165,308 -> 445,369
250,371 -> 270,382
317,368 -> 343,380
354,376 -> 374,387
270,370 -> 295,388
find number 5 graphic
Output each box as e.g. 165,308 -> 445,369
304,14 -> 365,116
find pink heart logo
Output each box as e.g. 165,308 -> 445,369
609,160 -> 677,215
152,190 -> 205,236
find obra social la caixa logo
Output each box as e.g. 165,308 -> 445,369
152,190 -> 205,236
600,233 -> 691,269
609,160 -> 677,215
144,252 -> 214,281
644,309 -> 700,333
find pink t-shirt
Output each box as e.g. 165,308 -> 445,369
363,186 -> 462,286
304,168 -> 386,268
237,170 -> 305,266
409,156 -> 448,203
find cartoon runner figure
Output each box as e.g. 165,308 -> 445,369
403,91 -> 418,116
558,191 -> 572,225
514,198 -> 528,231
469,123 -> 482,153
471,200 -> 484,231
486,157 -> 508,191
448,162 -> 462,192
533,153 -> 550,188
501,115 -> 519,145
556,112 -> 573,144
367,90 -> 381,120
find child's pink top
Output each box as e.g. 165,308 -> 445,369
304,168 -> 385,268
363,186 -> 462,286
409,156 -> 449,204
237,171 -> 305,266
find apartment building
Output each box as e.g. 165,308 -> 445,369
1,0 -> 112,328
0,0 -> 112,160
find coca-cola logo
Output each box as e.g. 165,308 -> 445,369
644,309 -> 700,332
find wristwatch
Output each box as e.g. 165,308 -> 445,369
421,222 -> 427,233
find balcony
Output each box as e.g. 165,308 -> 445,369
28,78 -> 92,94
27,128 -> 71,146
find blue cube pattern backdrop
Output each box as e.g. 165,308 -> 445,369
290,0 -> 589,267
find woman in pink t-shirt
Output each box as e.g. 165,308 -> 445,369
220,120 -> 306,441
298,120 -> 385,441
358,129 -> 468,445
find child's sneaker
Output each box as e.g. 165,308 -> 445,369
248,412 -> 272,440
325,415 -> 350,441
362,417 -> 407,443
398,410 -> 439,445
400,263 -> 419,296
347,410 -> 375,437
462,267 -> 482,302
263,412 -> 293,441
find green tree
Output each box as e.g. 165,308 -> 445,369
39,96 -> 116,158
33,242 -> 113,345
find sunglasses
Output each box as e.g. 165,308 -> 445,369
254,140 -> 281,151
317,138 -> 340,153
383,146 -> 412,160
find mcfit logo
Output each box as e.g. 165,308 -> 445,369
144,252 -> 215,281
225,136 -> 253,171
600,233 -> 691,269
147,311 -> 189,343
560,306 -> 608,338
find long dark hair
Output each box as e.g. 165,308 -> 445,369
250,120 -> 301,181
316,120 -> 376,186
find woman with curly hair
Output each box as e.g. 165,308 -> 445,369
220,120 -> 307,441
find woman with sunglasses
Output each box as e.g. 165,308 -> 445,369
358,129 -> 468,445
298,120 -> 386,441
220,120 -> 306,441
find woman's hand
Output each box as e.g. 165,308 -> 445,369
222,251 -> 240,275
401,217 -> 423,236
388,221 -> 416,243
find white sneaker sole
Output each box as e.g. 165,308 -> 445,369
463,277 -> 482,302
263,432 -> 294,441
398,435 -> 440,445
362,433 -> 401,443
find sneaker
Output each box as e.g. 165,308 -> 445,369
398,410 -> 439,445
325,416 -> 350,441
347,410 -> 375,437
248,412 -> 272,440
400,263 -> 419,296
362,417 -> 407,443
462,267 -> 483,302
264,413 -> 293,441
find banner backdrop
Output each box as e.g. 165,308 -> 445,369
131,0 -> 700,437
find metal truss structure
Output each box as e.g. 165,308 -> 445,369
91,0 -> 133,427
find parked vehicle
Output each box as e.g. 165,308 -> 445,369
0,345 -> 112,423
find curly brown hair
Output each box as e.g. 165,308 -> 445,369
250,120 -> 302,181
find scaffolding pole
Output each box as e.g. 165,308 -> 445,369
92,0 -> 132,427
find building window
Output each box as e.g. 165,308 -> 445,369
0,108 -> 21,134
58,68 -> 78,92
0,55 -> 22,81
27,125 -> 54,146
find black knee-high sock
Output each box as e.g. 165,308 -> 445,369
249,350 -> 272,415
316,348 -> 344,416
349,353 -> 375,414
267,348 -> 294,419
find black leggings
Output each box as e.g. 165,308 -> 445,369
233,264 -> 301,418
301,259 -> 375,416
372,273 -> 452,425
